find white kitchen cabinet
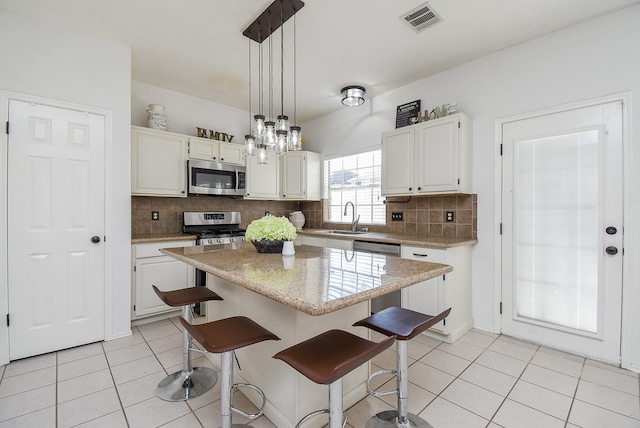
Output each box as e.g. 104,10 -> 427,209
281,151 -> 322,200
132,126 -> 188,197
400,244 -> 472,343
132,240 -> 195,320
382,113 -> 472,196
188,136 -> 244,165
245,152 -> 281,199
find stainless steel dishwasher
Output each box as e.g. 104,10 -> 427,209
353,240 -> 402,313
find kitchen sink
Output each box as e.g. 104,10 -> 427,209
326,230 -> 367,235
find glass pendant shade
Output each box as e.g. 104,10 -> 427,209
277,115 -> 289,132
264,121 -> 276,148
254,115 -> 266,139
289,125 -> 302,151
244,134 -> 256,156
276,130 -> 288,155
257,144 -> 268,164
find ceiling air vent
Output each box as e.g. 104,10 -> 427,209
401,2 -> 442,33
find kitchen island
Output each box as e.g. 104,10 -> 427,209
161,243 -> 452,427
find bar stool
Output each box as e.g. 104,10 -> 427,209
353,307 -> 451,428
179,316 -> 280,428
273,329 -> 396,428
152,285 -> 223,401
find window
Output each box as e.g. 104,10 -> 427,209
324,149 -> 386,225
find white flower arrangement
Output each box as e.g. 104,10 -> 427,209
245,215 -> 297,242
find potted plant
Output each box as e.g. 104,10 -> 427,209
245,215 -> 297,253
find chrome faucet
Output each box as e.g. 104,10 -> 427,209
343,201 -> 360,231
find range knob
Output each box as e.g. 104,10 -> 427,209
230,237 -> 236,242
216,238 -> 223,244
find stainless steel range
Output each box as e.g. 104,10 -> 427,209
183,211 -> 246,314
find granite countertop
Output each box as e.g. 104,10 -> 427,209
298,229 -> 478,248
161,242 -> 453,316
132,234 -> 197,244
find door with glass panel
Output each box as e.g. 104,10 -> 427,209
501,100 -> 623,364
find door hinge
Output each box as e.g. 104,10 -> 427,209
133,305 -> 136,311
457,178 -> 460,185
499,301 -> 503,314
133,265 -> 136,272
5,122 -> 8,135
500,143 -> 503,156
6,314 -> 9,327
443,318 -> 446,325
458,122 -> 460,129
499,223 -> 503,235
443,274 -> 446,281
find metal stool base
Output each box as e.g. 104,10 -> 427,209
365,411 -> 433,428
156,367 -> 218,401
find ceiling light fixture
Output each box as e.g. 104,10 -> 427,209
244,0 -> 305,164
341,85 -> 366,107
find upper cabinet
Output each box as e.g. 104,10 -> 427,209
382,113 -> 472,196
132,126 -> 188,197
188,136 -> 244,166
281,151 -> 321,200
245,152 -> 281,200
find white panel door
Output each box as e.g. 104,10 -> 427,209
8,100 -> 105,360
501,101 -> 623,363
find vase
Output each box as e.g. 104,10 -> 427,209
147,104 -> 167,130
282,241 -> 295,256
251,239 -> 285,253
289,211 -> 305,230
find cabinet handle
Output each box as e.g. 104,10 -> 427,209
221,158 -> 224,161
409,187 -> 412,191
418,187 -> 422,190
413,253 -> 428,257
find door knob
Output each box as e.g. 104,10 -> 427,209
605,246 -> 618,255
606,226 -> 617,235
91,236 -> 101,244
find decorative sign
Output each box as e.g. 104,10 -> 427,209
395,100 -> 421,128
196,127 -> 235,142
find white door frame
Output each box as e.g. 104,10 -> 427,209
0,91 -> 113,365
495,92 -> 632,368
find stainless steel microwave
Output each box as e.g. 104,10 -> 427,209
187,159 -> 246,196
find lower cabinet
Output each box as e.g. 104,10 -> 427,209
401,244 -> 472,343
132,240 -> 195,320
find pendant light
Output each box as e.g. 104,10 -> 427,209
243,0 -> 305,163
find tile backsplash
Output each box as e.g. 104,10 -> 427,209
301,194 -> 477,239
132,194 -> 477,240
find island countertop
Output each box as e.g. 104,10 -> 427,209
161,242 -> 453,316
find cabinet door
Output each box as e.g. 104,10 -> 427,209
132,126 -> 188,197
245,153 -> 280,199
401,246 -> 446,333
282,152 -> 306,199
381,127 -> 415,195
415,116 -> 459,193
218,142 -> 244,165
189,137 -> 219,161
133,241 -> 195,319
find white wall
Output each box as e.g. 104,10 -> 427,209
132,81 -> 249,142
303,5 -> 640,370
0,10 -> 133,344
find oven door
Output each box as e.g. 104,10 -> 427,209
188,159 -> 246,196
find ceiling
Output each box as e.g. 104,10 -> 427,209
2,0 -> 638,123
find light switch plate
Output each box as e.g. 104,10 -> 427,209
391,212 -> 404,221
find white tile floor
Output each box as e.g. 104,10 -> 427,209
1,317 -> 638,427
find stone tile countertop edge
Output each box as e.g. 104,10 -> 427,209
297,229 -> 478,248
132,234 -> 197,244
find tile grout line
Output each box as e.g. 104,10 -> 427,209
102,333 -> 133,428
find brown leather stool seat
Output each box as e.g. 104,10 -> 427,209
152,285 -> 223,402
274,330 -> 396,428
180,316 -> 280,428
354,307 -> 451,428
